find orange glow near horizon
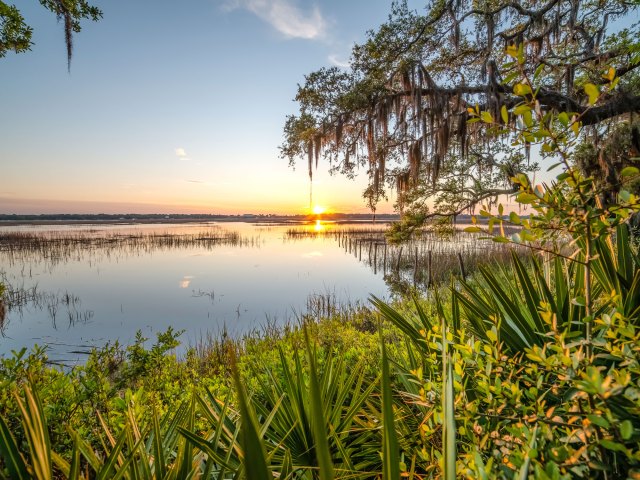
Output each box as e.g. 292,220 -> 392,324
1,163 -> 400,215
314,220 -> 325,232
0,195 -> 402,216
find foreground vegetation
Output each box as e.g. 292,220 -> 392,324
0,214 -> 639,478
2,0 -> 639,478
2,41 -> 640,480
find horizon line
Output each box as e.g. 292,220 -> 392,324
0,212 -> 402,217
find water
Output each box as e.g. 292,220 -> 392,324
0,222 -> 390,360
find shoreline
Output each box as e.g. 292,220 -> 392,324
0,214 -> 402,227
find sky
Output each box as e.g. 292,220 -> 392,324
0,0 -> 410,215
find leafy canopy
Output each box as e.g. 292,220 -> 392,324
281,0 -> 640,221
0,0 -> 102,69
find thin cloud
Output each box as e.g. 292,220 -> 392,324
175,148 -> 189,161
328,54 -> 349,68
227,0 -> 326,39
186,179 -> 205,184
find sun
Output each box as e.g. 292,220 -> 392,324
312,205 -> 326,215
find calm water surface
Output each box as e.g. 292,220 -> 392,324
0,222 -> 390,360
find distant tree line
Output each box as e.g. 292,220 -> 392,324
0,213 -> 402,222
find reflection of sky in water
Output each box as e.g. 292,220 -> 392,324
0,222 -> 390,360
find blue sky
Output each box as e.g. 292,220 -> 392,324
0,0 -> 406,214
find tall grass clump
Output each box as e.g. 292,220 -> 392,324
0,227 -> 258,269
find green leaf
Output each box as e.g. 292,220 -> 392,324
620,420 -> 634,440
439,293 -> 456,480
14,384 -> 52,480
178,428 -> 236,472
304,328 -> 334,480
517,43 -> 525,64
151,408 -> 167,480
533,63 -> 545,81
588,414 -> 610,429
500,105 -> 508,123
68,439 -> 81,480
518,426 -> 538,480
492,236 -> 509,243
481,111 -> 493,124
464,226 -> 482,233
558,112 -> 569,126
513,83 -> 532,96
620,166 -> 639,177
572,296 -> 586,307
96,427 -> 129,480
381,333 -> 399,480
609,76 -> 620,91
620,189 -> 631,202
516,192 -> 538,204
70,428 -> 103,473
502,71 -> 519,85
371,296 -> 428,352
486,328 -> 497,342
547,162 -> 562,171
510,251 -> 545,333
572,120 -> 581,135
584,83 -> 600,105
599,439 -> 630,454
231,356 -> 272,480
51,451 -> 71,479
0,413 -> 29,479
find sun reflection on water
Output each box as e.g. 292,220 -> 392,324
314,220 -> 325,232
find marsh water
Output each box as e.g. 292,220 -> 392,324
0,222 -> 391,361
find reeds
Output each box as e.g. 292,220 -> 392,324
334,227 -> 526,291
0,277 -> 93,335
0,227 -> 260,269
284,223 -> 524,291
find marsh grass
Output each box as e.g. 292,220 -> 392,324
0,227 -> 260,269
0,277 -> 93,336
284,225 -> 390,238
0,226 -> 262,337
286,224 -> 527,292
303,290 -> 371,323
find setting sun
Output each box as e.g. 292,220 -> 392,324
312,205 -> 326,215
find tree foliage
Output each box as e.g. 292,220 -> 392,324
0,0 -> 101,69
281,0 -> 640,222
